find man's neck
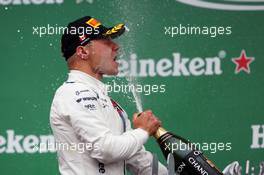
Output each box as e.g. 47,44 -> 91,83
70,68 -> 103,80
67,57 -> 103,81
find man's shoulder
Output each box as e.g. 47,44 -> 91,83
52,82 -> 101,113
54,81 -> 99,100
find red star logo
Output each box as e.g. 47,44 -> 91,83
232,50 -> 254,74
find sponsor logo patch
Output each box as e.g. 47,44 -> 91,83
86,18 -> 101,28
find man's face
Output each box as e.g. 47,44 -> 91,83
86,39 -> 120,75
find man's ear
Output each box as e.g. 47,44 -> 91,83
76,46 -> 89,60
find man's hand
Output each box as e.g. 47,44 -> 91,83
132,110 -> 161,136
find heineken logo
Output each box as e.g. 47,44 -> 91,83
0,130 -> 55,154
251,125 -> 264,149
0,130 -> 100,154
117,51 -> 224,77
232,50 -> 255,74
175,0 -> 264,11
116,50 -> 254,77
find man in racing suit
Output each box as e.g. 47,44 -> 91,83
50,16 -> 168,175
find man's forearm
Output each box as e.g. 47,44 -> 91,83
89,128 -> 149,164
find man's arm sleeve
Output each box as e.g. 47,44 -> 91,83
62,92 -> 149,164
124,115 -> 168,175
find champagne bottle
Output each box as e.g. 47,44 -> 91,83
154,127 -> 223,175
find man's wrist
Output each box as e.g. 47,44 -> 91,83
133,128 -> 149,145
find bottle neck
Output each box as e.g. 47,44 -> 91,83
154,127 -> 168,139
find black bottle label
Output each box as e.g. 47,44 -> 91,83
183,150 -> 222,175
157,132 -> 223,175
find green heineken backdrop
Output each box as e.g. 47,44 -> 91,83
0,0 -> 264,174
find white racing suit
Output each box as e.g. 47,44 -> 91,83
50,70 -> 168,175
